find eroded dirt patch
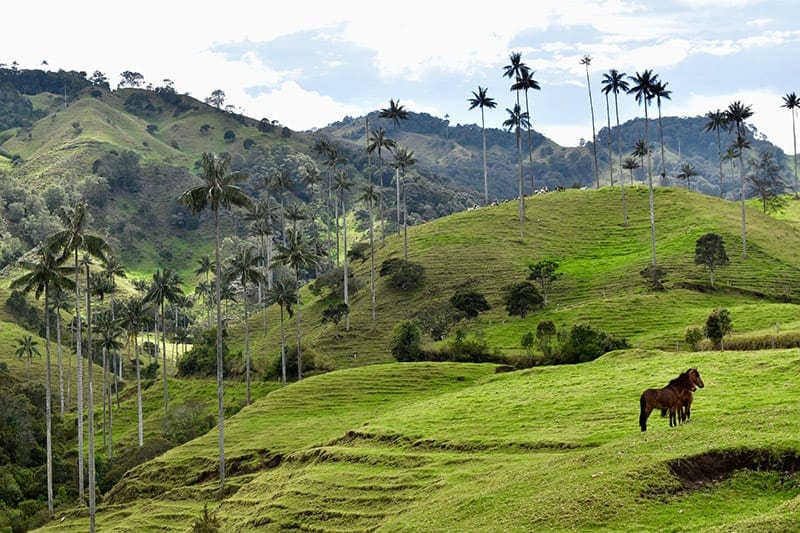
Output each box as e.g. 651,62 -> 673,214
667,448 -> 800,491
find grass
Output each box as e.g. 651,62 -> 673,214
34,349 -> 800,532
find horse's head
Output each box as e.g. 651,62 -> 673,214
687,368 -> 704,389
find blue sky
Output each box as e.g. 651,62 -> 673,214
5,0 -> 800,153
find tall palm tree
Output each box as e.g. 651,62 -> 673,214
512,70 -> 541,194
367,127 -> 396,244
14,335 -> 40,381
581,55 -> 600,188
223,246 -> 265,405
503,104 -> 530,242
272,228 -> 321,380
627,70 -> 659,265
602,69 -> 630,226
264,274 -> 295,386
468,86 -> 498,205
145,268 -> 184,419
781,92 -> 799,197
726,100 -> 754,257
49,286 -> 72,417
704,109 -> 731,199
391,147 -> 417,259
676,163 -> 699,191
379,98 -> 409,130
179,151 -> 251,491
244,199 -> 279,335
622,157 -> 640,186
46,201 -> 110,510
652,79 -> 672,183
93,310 -> 123,460
358,184 -> 380,329
119,296 -> 150,446
321,143 -> 347,264
332,170 -> 353,330
503,51 -> 529,195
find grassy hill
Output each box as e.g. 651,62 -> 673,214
37,349 -> 800,532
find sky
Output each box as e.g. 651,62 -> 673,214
4,0 -> 800,154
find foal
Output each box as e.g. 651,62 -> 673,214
639,369 -> 704,431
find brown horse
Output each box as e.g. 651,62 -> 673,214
640,368 -> 704,431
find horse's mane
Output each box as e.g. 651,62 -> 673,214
667,369 -> 694,388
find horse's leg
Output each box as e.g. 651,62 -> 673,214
639,394 -> 651,432
669,405 -> 677,427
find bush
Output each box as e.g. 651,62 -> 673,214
192,504 -> 221,532
684,326 -> 704,350
502,282 -> 543,318
162,399 -> 215,446
450,289 -> 490,318
177,328 -> 232,377
391,320 -> 422,361
556,324 -> 629,364
380,258 -> 424,291
223,130 -> 235,142
704,308 -> 732,349
640,264 -> 667,291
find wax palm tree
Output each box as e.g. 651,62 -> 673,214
264,274 -> 295,386
503,104 -> 530,241
512,70 -> 541,194
676,163 -> 699,191
46,201 -> 110,509
622,157 -> 640,186
379,98 -> 409,130
627,70 -> 659,265
145,267 -> 184,419
704,109 -> 731,199
223,246 -> 265,405
15,335 -> 40,381
367,127 -> 396,243
726,100 -> 754,257
11,243 -> 73,516
179,151 -> 251,491
119,296 -> 150,446
358,184 -> 380,328
602,69 -> 630,225
94,310 -> 123,460
391,147 -> 417,259
580,55 -> 600,188
321,143 -> 347,264
652,79 -> 672,182
244,199 -> 279,335
332,170 -> 353,329
272,228 -> 321,381
467,86 -> 498,205
781,92 -> 799,196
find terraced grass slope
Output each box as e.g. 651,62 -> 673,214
236,187 -> 800,372
38,348 -> 800,531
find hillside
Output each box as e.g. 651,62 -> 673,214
38,349 -> 800,531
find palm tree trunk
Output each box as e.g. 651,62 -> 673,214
85,271 -> 96,532
44,287 -> 53,514
244,281 -> 251,405
716,129 -> 724,199
403,182 -> 409,260
524,91 -> 535,194
102,347 -> 107,450
379,156 -> 386,246
295,272 -> 302,381
161,304 -> 168,420
56,311 -> 64,418
279,308 -> 286,386
644,107 -> 657,266
480,109 -> 489,205
214,209 -> 226,491
334,195 -> 340,266
586,69 -> 599,188
792,110 -> 798,197
369,199 -> 376,328
74,249 -> 84,505
605,94 -> 614,186
342,194 -> 350,331
614,94 -> 628,227
395,168 -> 401,236
516,126 -> 524,242
658,106 -> 667,183
740,150 -> 747,257
134,332 -> 143,447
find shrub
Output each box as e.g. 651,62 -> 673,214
416,301 -> 461,341
177,328 -> 232,377
556,324 -> 630,364
640,264 -> 667,291
684,326 -> 704,350
704,308 -> 732,349
162,399 -> 215,446
146,124 -> 158,134
243,138 -> 256,149
192,504 -> 221,533
391,320 -> 422,361
223,130 -> 235,142
450,289 -> 490,318
502,282 -> 543,318
380,258 -> 424,291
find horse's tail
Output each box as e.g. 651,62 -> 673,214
639,394 -> 648,431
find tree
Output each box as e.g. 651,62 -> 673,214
726,100 -> 754,257
46,201 -> 110,515
652,79 -> 672,182
93,309 -> 123,460
244,199 -> 279,335
223,246 -> 265,405
676,163 -> 699,191
527,259 -> 561,307
704,109 -> 730,198
512,70 -> 541,194
206,89 -> 226,109
366,127 -> 396,245
391,147 -> 416,259
145,268 -> 184,419
332,171 -> 353,330
694,233 -> 729,289
49,286 -> 73,417
358,184 -> 380,328
602,69 -> 630,225
89,70 -> 109,89
119,296 -> 150,446
468,86 -> 498,205
450,289 -> 490,318
179,152 -> 251,492
502,281 -> 543,318
11,242 -> 72,515
265,274 -> 295,386
747,151 -> 788,213
704,308 -> 732,349
322,303 -> 349,339
194,255 -> 215,328
379,98 -> 409,129
628,70 -> 659,265
271,228 -> 322,381
781,92 -> 799,197
503,104 -> 530,242
580,55 -> 600,188
536,320 -> 557,359
390,320 -> 422,361
118,71 -> 144,88
622,157 -> 640,186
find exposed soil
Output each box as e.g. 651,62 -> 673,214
667,448 -> 800,491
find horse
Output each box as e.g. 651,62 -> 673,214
639,368 -> 704,431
